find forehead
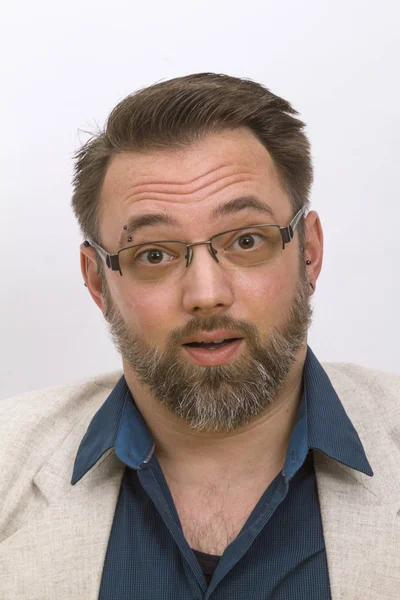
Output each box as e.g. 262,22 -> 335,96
99,128 -> 291,244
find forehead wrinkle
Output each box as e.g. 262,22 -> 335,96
128,163 -> 249,187
127,174 -> 255,204
127,170 -> 255,199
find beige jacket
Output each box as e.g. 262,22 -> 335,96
0,363 -> 399,599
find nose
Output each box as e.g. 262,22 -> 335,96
181,244 -> 235,316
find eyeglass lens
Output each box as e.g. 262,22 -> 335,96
117,225 -> 283,282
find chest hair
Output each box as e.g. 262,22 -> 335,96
170,480 -> 264,556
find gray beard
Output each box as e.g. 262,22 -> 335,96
103,270 -> 312,432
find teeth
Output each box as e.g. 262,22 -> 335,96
212,339 -> 225,343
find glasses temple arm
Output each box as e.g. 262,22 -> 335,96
291,208 -> 305,233
84,240 -> 121,273
280,208 -> 305,245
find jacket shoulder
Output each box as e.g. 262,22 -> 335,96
0,371 -> 122,440
322,361 -> 400,446
322,362 -> 400,408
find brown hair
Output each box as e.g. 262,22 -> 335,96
71,73 -> 313,253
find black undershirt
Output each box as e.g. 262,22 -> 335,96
192,549 -> 221,585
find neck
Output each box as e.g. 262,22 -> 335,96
123,345 -> 307,485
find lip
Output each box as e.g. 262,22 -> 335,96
183,338 -> 243,366
181,330 -> 243,345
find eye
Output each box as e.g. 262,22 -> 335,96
231,232 -> 265,250
135,247 -> 176,265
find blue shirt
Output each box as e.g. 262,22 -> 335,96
72,347 -> 373,599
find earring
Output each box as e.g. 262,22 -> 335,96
306,260 -> 311,265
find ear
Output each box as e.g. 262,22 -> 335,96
80,243 -> 106,314
303,211 -> 323,293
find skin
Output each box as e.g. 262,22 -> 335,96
81,127 -> 323,491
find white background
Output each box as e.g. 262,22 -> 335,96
1,0 -> 399,400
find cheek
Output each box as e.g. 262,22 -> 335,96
234,264 -> 297,326
117,284 -> 177,342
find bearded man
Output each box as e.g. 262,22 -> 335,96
1,73 -> 399,600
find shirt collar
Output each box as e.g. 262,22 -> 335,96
283,346 -> 373,481
72,376 -> 154,484
72,346 -> 373,485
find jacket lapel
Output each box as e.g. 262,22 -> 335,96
0,420 -> 124,600
315,448 -> 400,599
317,365 -> 400,599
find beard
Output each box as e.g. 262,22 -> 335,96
103,266 -> 313,433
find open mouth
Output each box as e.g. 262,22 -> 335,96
183,338 -> 242,350
182,337 -> 244,365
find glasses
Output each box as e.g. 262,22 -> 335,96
85,208 -> 304,282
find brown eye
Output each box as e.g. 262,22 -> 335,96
238,235 -> 255,249
147,250 -> 163,264
232,233 -> 264,251
135,248 -> 175,266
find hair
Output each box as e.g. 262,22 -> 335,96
71,73 -> 313,263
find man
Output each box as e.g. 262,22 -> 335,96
0,73 -> 399,600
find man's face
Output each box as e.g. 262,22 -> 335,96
97,128 -> 313,432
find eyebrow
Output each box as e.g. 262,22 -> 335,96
118,196 -> 277,247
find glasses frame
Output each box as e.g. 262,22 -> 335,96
84,207 -> 305,277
